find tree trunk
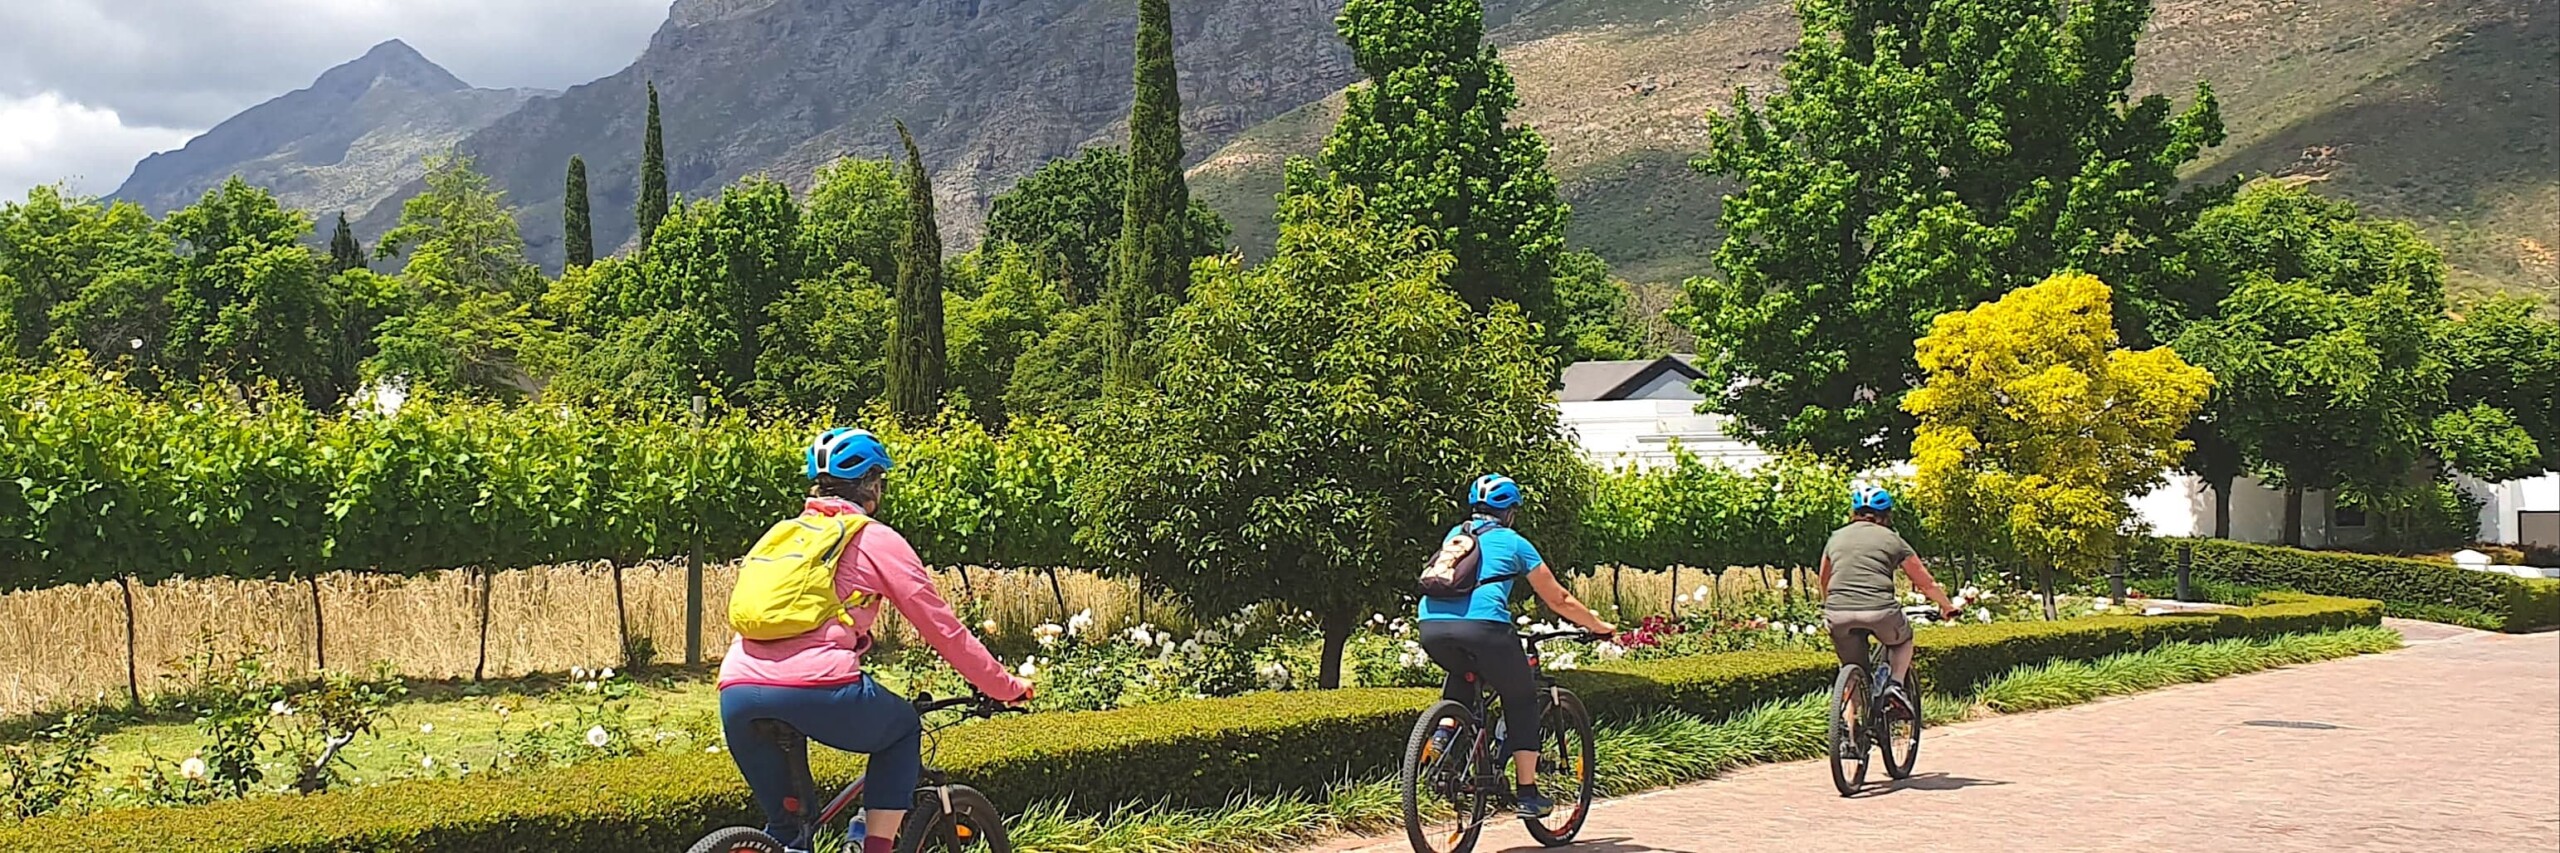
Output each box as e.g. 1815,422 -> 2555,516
474,568 -> 495,682
1046,568 -> 1072,621
2037,562 -> 2059,621
1317,610 -> 1356,689
307,575 -> 327,672
956,564 -> 978,601
683,547 -> 703,667
2211,476 -> 2236,540
2282,486 -> 2306,547
1667,565 -> 1680,617
1609,565 -> 1623,621
119,575 -> 141,710
611,561 -> 632,668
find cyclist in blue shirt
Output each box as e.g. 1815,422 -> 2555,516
1416,474 -> 1616,819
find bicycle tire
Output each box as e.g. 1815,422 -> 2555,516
1880,666 -> 1922,780
1828,664 -> 1869,797
1401,699 -> 1487,853
896,785 -> 1013,853
687,827 -> 787,853
1522,689 -> 1596,847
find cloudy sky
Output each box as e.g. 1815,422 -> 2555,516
0,0 -> 675,203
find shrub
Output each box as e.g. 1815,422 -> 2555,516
0,594 -> 2379,852
2128,538 -> 2560,632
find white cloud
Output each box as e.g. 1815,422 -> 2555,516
0,92 -> 196,201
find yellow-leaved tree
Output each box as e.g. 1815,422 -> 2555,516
1904,273 -> 2214,619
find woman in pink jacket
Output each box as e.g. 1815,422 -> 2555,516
718,428 -> 1032,853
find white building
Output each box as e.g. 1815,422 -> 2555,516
1553,357 -> 2560,555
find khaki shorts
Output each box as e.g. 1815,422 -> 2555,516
1824,608 -> 1912,667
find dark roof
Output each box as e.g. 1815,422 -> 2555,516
1557,355 -> 1704,402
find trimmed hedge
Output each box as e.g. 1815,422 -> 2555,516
0,595 -> 2381,852
2128,538 -> 2560,632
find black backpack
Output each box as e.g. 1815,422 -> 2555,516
1417,516 -> 1505,598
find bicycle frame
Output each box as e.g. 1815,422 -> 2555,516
1439,631 -> 1599,802
758,693 -> 1015,835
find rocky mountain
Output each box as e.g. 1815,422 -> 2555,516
354,0 -> 1373,267
112,40 -> 547,225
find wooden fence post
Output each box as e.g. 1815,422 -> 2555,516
611,560 -> 632,668
685,395 -> 706,668
1046,568 -> 1071,621
119,576 -> 141,710
474,567 -> 495,681
307,575 -> 327,672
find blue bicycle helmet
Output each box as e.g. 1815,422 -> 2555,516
805,428 -> 894,480
1852,484 -> 1895,514
1468,474 -> 1524,511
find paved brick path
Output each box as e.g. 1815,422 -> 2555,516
1305,621 -> 2559,853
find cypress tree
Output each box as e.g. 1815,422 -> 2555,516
886,121 -> 947,421
564,156 -> 594,267
1104,0 -> 1193,392
325,212 -> 366,275
636,82 -> 670,252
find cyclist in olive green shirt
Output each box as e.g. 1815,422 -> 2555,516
1818,485 -> 1957,717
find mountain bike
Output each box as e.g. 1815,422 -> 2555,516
1399,630 -> 1605,853
1827,606 -> 1944,797
689,692 -> 1024,853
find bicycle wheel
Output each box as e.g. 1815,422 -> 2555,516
687,827 -> 786,853
896,785 -> 1012,853
1522,689 -> 1597,847
1401,699 -> 1488,853
1828,665 -> 1870,797
1880,666 -> 1922,780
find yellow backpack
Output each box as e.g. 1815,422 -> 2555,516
727,513 -> 880,641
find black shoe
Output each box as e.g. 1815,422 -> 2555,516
1515,786 -> 1556,819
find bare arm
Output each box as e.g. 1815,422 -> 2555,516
1818,554 -> 1834,597
1902,554 -> 1957,617
1526,566 -> 1616,635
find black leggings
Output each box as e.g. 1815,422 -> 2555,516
1419,619 -> 1541,754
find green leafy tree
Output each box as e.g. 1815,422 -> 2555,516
601,177 -> 805,395
1003,304 -> 1109,424
636,83 -> 671,252
156,179 -> 351,404
1295,0 -> 1568,322
947,246 -> 1068,425
564,156 -> 594,268
325,213 -> 367,276
1103,0 -> 1200,390
0,186 -> 167,365
2437,296 -> 2560,476
983,146 -> 1226,306
802,158 -> 907,290
1907,273 -> 2212,618
1078,186 -> 1586,688
1549,250 -> 1643,362
754,269 -> 895,419
367,154 -> 556,399
886,122 -> 948,421
1681,0 -> 2226,465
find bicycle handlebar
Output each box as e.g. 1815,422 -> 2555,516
912,691 -> 1026,718
1519,629 -> 1610,649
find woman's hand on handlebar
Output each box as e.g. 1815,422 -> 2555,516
1586,620 -> 1618,639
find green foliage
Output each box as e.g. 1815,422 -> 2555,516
1681,0 -> 2225,465
1303,0 -> 1567,325
750,269 -> 894,420
0,595 -> 2381,852
157,179 -> 363,407
1549,249 -> 1644,362
945,247 -> 1066,425
801,158 -> 906,291
1078,185 -> 1587,687
582,177 -> 805,400
1104,0 -> 1202,392
636,83 -> 669,252
0,715 -> 102,819
887,122 -> 948,421
1972,626 -> 2400,712
1578,451 -> 1861,572
325,213 -> 366,277
2437,296 -> 2560,474
1001,304 -> 1108,424
563,157 -> 594,269
984,146 -> 1227,308
2127,538 -> 2560,632
1906,273 -> 2213,575
0,186 -> 168,367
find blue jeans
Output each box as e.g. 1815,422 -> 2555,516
720,678 -> 923,849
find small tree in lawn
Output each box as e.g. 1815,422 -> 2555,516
1078,182 -> 1586,688
1906,273 -> 2212,619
